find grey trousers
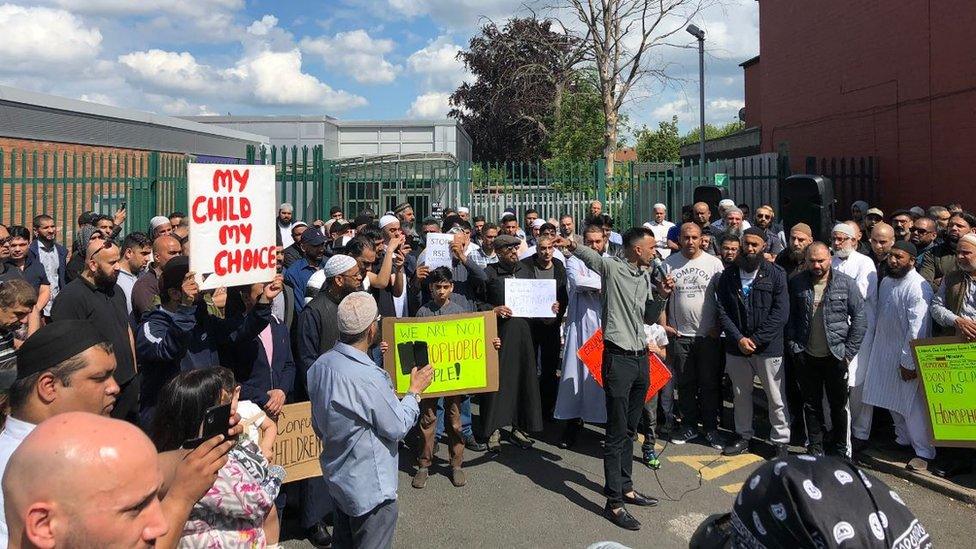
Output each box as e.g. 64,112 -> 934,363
725,354 -> 791,444
333,499 -> 398,549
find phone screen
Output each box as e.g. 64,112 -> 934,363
397,342 -> 416,376
413,341 -> 430,368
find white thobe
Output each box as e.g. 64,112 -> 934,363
645,220 -> 675,259
554,253 -> 607,422
832,250 -> 878,386
863,270 -> 932,417
0,417 -> 36,547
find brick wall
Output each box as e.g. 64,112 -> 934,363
0,137 -> 182,243
754,0 -> 976,211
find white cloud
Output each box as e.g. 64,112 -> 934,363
388,0 -> 526,30
153,96 -> 218,116
78,93 -> 117,106
242,49 -> 366,109
246,14 -> 278,36
118,50 -> 221,95
39,0 -> 246,42
116,16 -> 367,111
406,92 -> 451,118
301,30 -> 401,85
45,0 -> 243,16
651,98 -> 691,119
406,36 -> 470,91
0,4 -> 101,71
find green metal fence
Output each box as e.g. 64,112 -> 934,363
0,148 -> 187,245
0,144 -> 789,244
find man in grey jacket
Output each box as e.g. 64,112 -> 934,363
786,242 -> 867,457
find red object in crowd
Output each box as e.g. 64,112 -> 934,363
577,328 -> 672,403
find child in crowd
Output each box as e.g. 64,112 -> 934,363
412,267 -> 500,489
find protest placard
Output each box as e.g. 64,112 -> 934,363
423,233 -> 454,270
271,401 -> 323,482
382,311 -> 499,399
505,278 -> 557,318
577,328 -> 672,402
188,164 -> 276,290
911,336 -> 976,447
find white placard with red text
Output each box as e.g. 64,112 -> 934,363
188,164 -> 277,290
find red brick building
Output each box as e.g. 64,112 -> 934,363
742,1 -> 976,210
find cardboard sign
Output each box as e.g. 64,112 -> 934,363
423,233 -> 454,270
382,311 -> 500,399
577,328 -> 672,402
271,401 -> 324,483
188,164 -> 276,290
505,278 -> 557,318
911,336 -> 976,447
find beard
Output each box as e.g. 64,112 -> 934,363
833,246 -> 853,259
959,260 -> 976,273
725,226 -> 744,240
887,263 -> 913,279
789,247 -> 806,263
736,252 -> 762,272
93,269 -> 118,288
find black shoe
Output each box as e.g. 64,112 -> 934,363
671,426 -> 699,445
705,430 -> 724,450
558,424 -> 581,449
851,437 -> 869,455
931,459 -> 971,479
807,444 -> 825,457
776,443 -> 790,459
623,491 -> 659,507
306,520 -> 333,548
722,437 -> 749,456
603,504 -> 641,530
464,435 -> 487,452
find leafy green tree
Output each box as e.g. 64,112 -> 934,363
635,115 -> 680,162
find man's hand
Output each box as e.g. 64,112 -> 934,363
113,207 -> 127,226
167,435 -> 233,505
450,234 -> 467,262
181,272 -> 200,306
663,325 -> 679,338
379,341 -> 389,354
738,337 -> 757,355
260,274 -> 284,303
211,287 -> 227,309
388,234 -> 406,253
647,342 -> 664,357
492,337 -> 502,350
955,316 -> 976,341
493,305 -> 514,319
655,274 -> 675,298
227,412 -> 244,439
552,235 -> 576,252
415,264 -> 431,281
899,366 -> 918,381
265,389 -> 286,417
409,365 -> 434,394
551,302 -> 560,315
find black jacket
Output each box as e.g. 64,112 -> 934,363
225,317 -> 296,408
786,269 -> 867,361
716,260 -> 790,357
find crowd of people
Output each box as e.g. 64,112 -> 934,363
0,192 -> 959,547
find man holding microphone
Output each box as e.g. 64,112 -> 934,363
556,227 -> 672,531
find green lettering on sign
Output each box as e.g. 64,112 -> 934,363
392,316 -> 489,394
914,341 -> 976,444
714,173 -> 728,187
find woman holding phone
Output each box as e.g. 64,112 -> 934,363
151,368 -> 281,548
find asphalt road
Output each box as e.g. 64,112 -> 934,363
281,423 -> 974,548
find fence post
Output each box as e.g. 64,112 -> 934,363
458,161 -> 471,207
596,158 -> 607,204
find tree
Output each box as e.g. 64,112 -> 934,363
560,0 -> 710,178
680,120 -> 745,146
450,17 -> 584,162
635,115 -> 680,162
547,71 -> 611,163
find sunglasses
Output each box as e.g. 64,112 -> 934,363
755,214 -> 772,220
910,227 -> 932,234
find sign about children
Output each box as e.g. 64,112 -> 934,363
382,311 -> 499,399
188,164 -> 276,290
505,278 -> 557,318
423,232 -> 454,270
911,336 -> 976,447
272,401 -> 323,483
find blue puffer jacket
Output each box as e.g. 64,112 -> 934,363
785,269 -> 867,361
716,260 -> 790,357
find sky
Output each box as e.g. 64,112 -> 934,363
0,0 -> 758,138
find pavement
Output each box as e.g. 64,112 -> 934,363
280,423 -> 975,548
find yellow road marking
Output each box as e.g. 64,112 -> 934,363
666,453 -> 763,481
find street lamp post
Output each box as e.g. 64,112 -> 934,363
686,24 -> 706,180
